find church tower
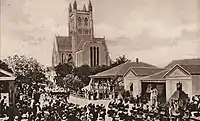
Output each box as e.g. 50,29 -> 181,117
68,0 -> 94,40
52,0 -> 110,67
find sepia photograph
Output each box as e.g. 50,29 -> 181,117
0,0 -> 200,120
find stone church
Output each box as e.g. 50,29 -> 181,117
52,0 -> 110,67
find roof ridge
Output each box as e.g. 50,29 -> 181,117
180,64 -> 200,66
56,35 -> 70,38
141,69 -> 168,79
129,67 -> 159,69
174,58 -> 200,61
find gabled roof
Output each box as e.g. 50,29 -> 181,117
165,58 -> 200,68
90,61 -> 157,78
93,37 -> 105,42
164,64 -> 200,77
180,65 -> 200,75
0,68 -> 15,81
141,69 -> 168,81
76,35 -> 92,51
164,64 -> 191,77
126,68 -> 165,77
76,37 -> 106,51
56,36 -> 72,52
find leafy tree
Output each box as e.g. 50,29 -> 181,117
54,55 -> 130,87
75,65 -> 91,85
55,63 -> 73,77
90,65 -> 111,75
56,74 -> 84,90
111,55 -> 129,67
4,55 -> 46,85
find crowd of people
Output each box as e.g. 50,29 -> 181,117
0,81 -> 200,121
107,97 -> 167,121
106,95 -> 200,121
0,83 -> 107,121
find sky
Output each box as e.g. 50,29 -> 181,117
1,0 -> 200,67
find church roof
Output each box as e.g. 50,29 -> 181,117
56,36 -> 72,52
76,35 -> 92,51
90,61 -> 157,78
76,37 -> 106,51
165,58 -> 200,69
93,38 -> 105,41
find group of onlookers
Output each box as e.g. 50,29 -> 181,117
107,97 -> 167,121
0,83 -> 107,121
0,82 -> 200,121
106,95 -> 200,121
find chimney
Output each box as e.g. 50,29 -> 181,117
136,58 -> 139,64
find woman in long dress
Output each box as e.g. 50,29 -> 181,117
150,88 -> 158,106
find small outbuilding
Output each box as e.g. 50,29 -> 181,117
0,68 -> 16,106
164,64 -> 200,99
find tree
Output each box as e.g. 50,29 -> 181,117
90,65 -> 111,75
4,55 -> 46,85
75,65 -> 91,85
111,55 -> 129,67
54,55 -> 130,88
56,74 -> 84,90
55,63 -> 73,77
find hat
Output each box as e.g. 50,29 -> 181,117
22,114 -> 27,118
100,111 -> 104,114
115,114 -> 120,118
15,116 -> 19,119
98,117 -> 103,120
63,116 -> 67,120
89,113 -> 94,118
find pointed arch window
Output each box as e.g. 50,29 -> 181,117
90,47 -> 93,66
94,47 -> 97,66
93,47 -> 96,66
85,29 -> 88,34
84,17 -> 88,26
78,17 -> 82,26
88,29 -> 91,34
61,53 -> 64,64
97,47 -> 99,66
78,29 -> 82,34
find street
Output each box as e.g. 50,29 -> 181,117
69,95 -> 112,121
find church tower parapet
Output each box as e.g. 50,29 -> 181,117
68,0 -> 94,50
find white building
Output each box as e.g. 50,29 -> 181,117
164,64 -> 200,100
